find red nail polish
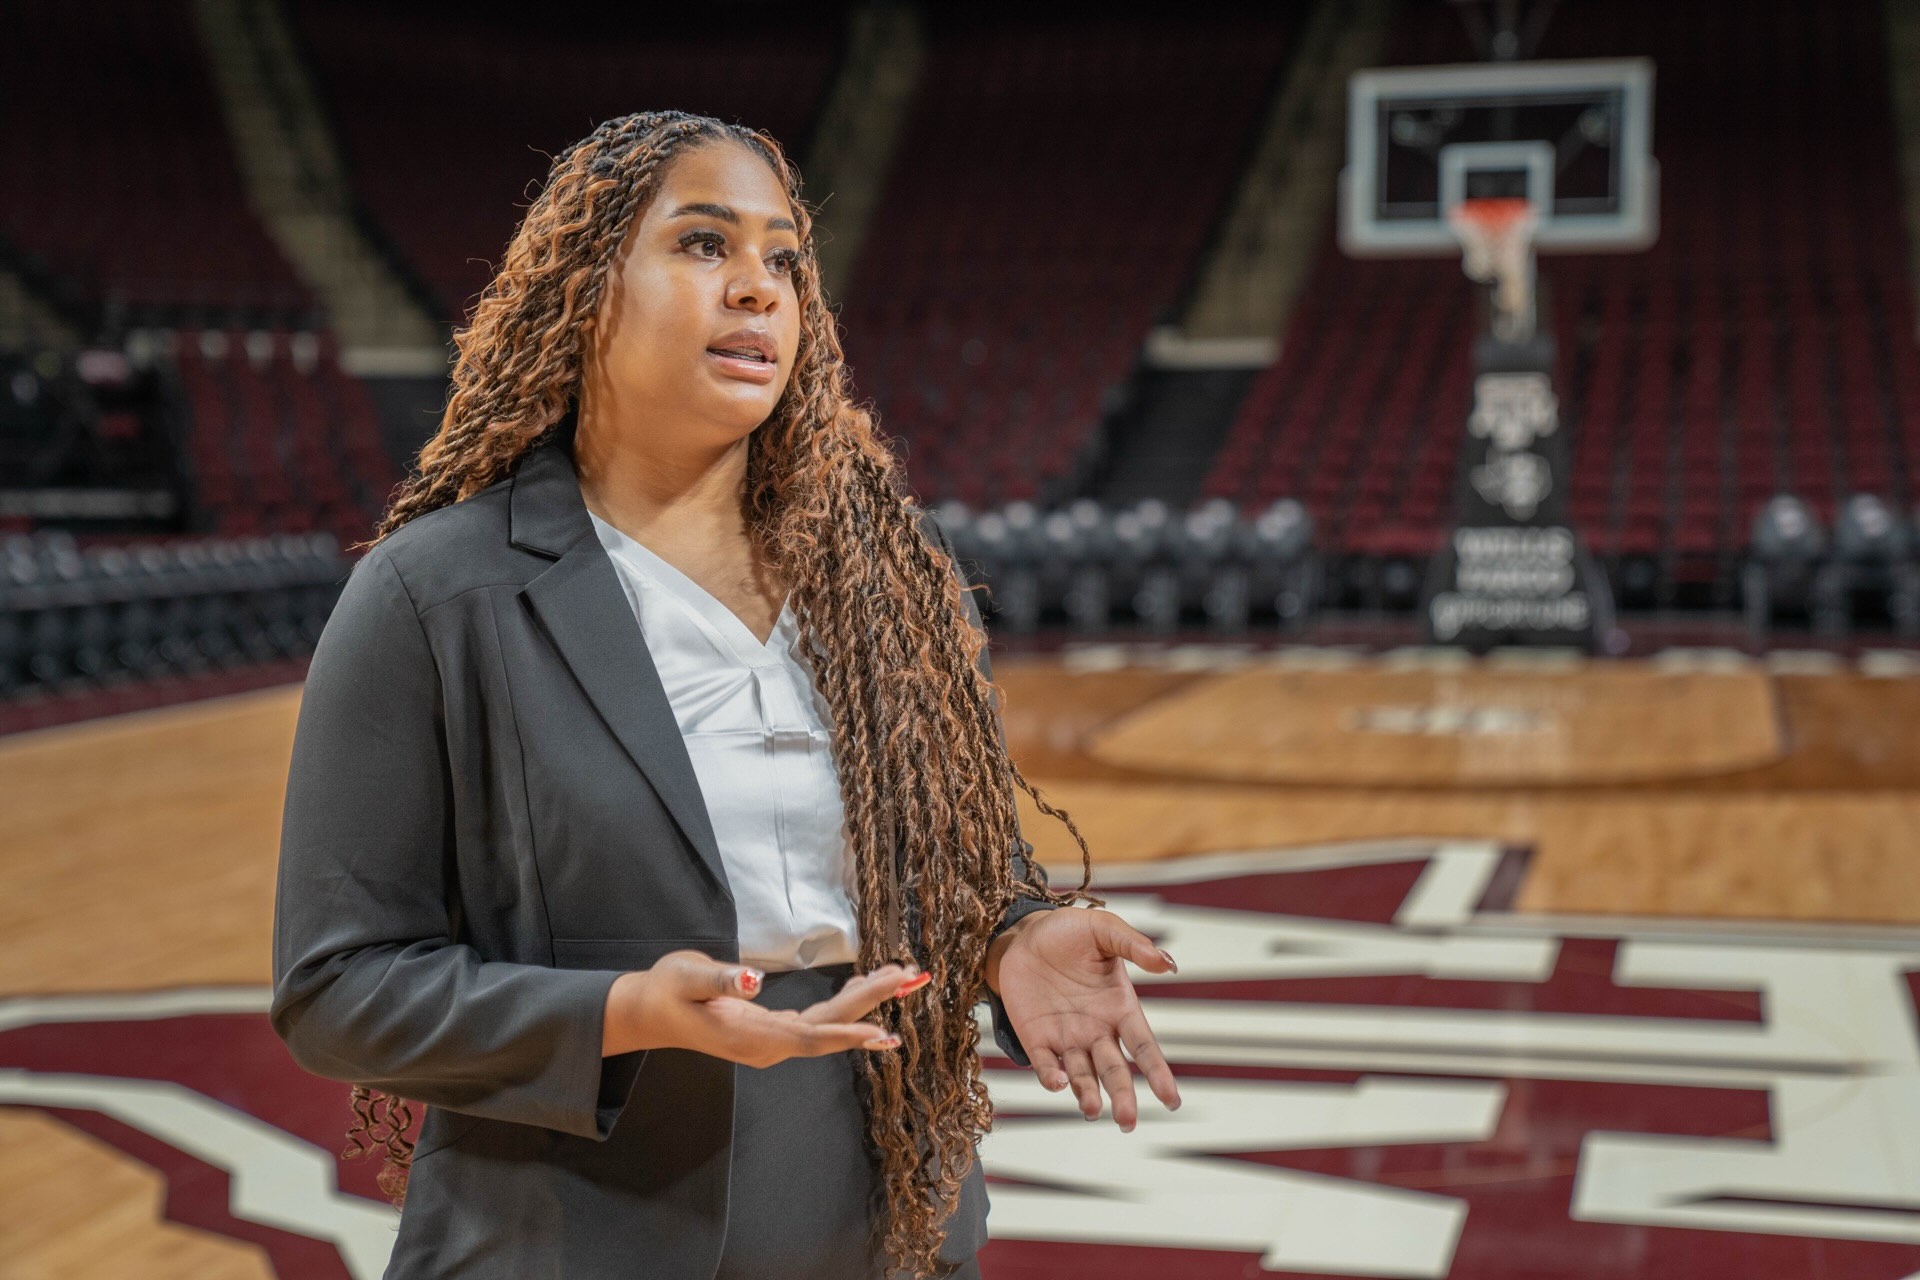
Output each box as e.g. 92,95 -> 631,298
892,972 -> 932,999
737,968 -> 763,995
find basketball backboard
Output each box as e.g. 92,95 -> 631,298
1340,58 -> 1657,255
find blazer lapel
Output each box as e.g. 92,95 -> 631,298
508,429 -> 732,900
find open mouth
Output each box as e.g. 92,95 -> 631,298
705,345 -> 778,382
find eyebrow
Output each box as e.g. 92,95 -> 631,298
666,202 -> 797,234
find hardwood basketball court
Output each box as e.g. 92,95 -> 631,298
3,644 -> 1918,1276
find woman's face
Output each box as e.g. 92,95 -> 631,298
586,139 -> 804,446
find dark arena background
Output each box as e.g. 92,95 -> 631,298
6,0 -> 1920,1276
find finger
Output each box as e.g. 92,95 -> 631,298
1028,1044 -> 1070,1092
1118,1009 -> 1181,1111
1090,1037 -> 1139,1131
1094,912 -> 1178,976
728,1006 -> 900,1064
785,1019 -> 902,1058
1062,1047 -> 1101,1119
801,963 -> 916,1024
679,953 -> 764,1001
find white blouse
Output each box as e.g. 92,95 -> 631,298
588,510 -> 861,972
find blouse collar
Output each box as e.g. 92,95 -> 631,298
588,509 -> 797,669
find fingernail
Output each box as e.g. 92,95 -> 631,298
737,968 -> 763,995
867,1034 -> 902,1050
1157,948 -> 1179,973
892,972 -> 933,998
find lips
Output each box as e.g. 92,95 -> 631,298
705,337 -> 779,384
706,330 -> 776,363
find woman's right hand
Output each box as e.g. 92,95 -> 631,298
602,952 -> 930,1065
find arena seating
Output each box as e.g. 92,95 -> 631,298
8,0 -> 1920,721
1199,0 -> 1920,603
935,495 -> 1320,635
284,0 -> 844,323
0,2 -> 314,325
169,329 -> 395,546
0,528 -> 344,733
837,10 -> 1299,508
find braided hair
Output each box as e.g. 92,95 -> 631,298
344,110 -> 1101,1279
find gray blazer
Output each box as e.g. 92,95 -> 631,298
269,424 -> 1056,1277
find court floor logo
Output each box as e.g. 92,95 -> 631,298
976,841 -> 1920,1279
3,839 -> 1920,1279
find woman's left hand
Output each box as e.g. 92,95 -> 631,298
987,907 -> 1182,1131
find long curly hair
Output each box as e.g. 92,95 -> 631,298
337,110 -> 1102,1278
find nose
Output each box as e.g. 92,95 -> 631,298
726,259 -> 782,313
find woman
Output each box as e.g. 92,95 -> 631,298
270,110 -> 1181,1280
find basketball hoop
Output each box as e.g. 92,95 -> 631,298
1447,197 -> 1539,343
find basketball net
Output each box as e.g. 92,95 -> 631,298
1447,197 -> 1539,343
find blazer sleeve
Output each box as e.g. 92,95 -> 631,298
269,545 -> 633,1142
924,514 -> 1063,1068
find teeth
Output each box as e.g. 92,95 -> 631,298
713,348 -> 765,362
